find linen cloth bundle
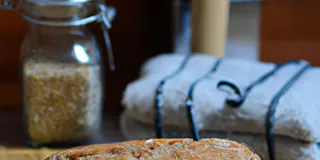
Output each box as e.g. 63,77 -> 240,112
121,53 -> 320,160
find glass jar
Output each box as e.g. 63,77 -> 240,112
21,23 -> 105,148
1,0 -> 115,147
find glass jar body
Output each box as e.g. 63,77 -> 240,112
21,23 -> 104,147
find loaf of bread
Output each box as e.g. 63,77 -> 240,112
122,54 -> 320,142
120,111 -> 320,160
46,138 -> 261,160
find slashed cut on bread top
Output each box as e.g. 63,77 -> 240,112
46,138 -> 261,160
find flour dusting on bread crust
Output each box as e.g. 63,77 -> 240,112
46,138 -> 261,160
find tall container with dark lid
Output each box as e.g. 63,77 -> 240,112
0,0 -> 116,147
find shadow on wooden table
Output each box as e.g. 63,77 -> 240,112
0,109 -> 25,146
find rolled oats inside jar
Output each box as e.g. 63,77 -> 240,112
24,60 -> 102,144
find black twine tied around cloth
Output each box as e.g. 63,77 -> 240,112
185,59 -> 222,141
216,59 -> 310,160
265,61 -> 310,160
155,54 -> 192,138
217,60 -> 305,108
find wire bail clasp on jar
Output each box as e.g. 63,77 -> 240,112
99,3 -> 116,71
0,0 -> 16,10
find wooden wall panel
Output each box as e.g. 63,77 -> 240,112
0,10 -> 26,107
260,0 -> 320,66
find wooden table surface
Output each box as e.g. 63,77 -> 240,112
0,108 -> 125,159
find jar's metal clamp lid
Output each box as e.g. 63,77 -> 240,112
0,0 -> 116,71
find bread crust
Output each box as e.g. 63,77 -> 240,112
46,138 -> 261,160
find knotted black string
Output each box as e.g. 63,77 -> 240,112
217,60 -> 303,108
216,60 -> 310,160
